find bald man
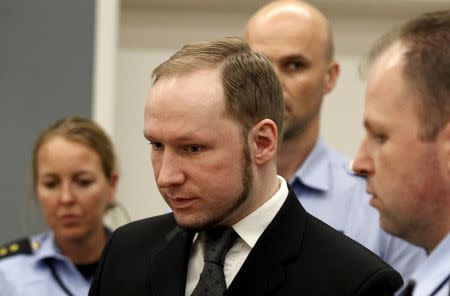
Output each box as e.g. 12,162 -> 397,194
245,0 -> 425,281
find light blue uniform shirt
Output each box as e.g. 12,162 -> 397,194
403,233 -> 450,296
290,139 -> 426,281
0,232 -> 91,296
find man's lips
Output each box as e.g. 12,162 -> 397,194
170,197 -> 197,210
368,191 -> 382,210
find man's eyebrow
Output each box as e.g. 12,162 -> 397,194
143,131 -> 152,141
363,119 -> 370,129
143,132 -> 202,143
172,134 -> 202,143
363,117 -> 384,133
280,54 -> 308,63
363,119 -> 373,132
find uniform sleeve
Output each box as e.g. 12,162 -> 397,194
0,269 -> 18,296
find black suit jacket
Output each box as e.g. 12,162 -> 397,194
89,188 -> 403,295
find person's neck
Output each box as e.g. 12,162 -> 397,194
423,218 -> 450,254
56,227 -> 107,265
223,165 -> 280,227
277,123 -> 319,181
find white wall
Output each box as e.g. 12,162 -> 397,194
108,2 -> 447,224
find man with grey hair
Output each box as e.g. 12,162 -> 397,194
353,10 -> 450,296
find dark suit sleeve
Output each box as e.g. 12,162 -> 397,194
356,268 -> 403,296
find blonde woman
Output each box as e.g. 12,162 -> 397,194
0,116 -> 118,295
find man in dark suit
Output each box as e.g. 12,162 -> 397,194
89,36 -> 402,296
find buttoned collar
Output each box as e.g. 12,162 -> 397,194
410,232 -> 450,295
232,176 -> 288,248
32,227 -> 112,264
32,232 -> 66,263
291,138 -> 330,192
191,176 -> 289,249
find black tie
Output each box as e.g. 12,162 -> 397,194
400,280 -> 416,296
191,227 -> 238,296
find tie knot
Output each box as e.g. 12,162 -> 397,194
201,227 -> 238,267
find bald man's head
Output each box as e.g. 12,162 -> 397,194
243,0 -> 340,142
245,0 -> 334,61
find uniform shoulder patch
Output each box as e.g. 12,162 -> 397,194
0,237 -> 35,260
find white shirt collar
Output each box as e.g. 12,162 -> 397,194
232,175 -> 288,248
191,175 -> 289,247
185,176 -> 289,295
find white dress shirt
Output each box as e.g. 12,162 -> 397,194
185,176 -> 288,296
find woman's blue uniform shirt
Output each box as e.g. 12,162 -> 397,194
0,232 -> 92,296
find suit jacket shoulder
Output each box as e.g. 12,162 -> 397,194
89,213 -> 194,296
90,189 -> 403,296
227,188 -> 403,296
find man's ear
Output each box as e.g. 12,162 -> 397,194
324,61 -> 340,95
250,119 -> 278,166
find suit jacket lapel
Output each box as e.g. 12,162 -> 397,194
148,226 -> 195,296
227,188 -> 307,295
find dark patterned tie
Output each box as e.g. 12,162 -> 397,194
191,227 -> 238,296
400,280 -> 416,296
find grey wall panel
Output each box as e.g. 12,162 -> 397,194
0,0 -> 95,243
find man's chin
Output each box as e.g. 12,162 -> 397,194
378,213 -> 404,239
379,219 -> 403,239
173,214 -> 209,231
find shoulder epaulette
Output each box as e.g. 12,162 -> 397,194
0,237 -> 38,260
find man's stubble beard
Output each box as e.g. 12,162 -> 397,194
187,141 -> 253,232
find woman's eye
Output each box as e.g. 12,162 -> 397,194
77,179 -> 93,187
42,181 -> 57,189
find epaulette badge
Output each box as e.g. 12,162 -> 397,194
0,238 -> 39,260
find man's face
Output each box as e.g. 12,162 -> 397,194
144,69 -> 254,230
353,44 -> 446,244
246,12 -> 335,140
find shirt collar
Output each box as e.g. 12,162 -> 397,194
232,176 -> 288,248
192,176 -> 289,249
411,232 -> 450,295
33,232 -> 66,262
291,138 -> 330,192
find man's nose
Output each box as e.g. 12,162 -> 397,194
352,138 -> 373,176
156,151 -> 186,188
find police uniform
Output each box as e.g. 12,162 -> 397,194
0,232 -> 93,296
290,138 -> 426,281
396,233 -> 450,296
